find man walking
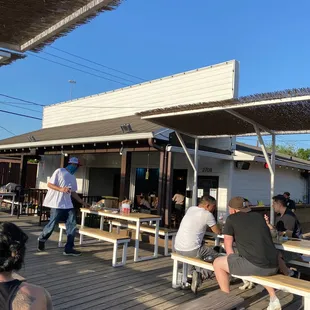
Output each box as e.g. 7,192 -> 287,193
38,157 -> 89,256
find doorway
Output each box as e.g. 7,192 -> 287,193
197,175 -> 219,217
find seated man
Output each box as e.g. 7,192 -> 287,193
213,197 -> 281,310
174,195 -> 222,293
265,194 -> 302,264
265,195 -> 302,239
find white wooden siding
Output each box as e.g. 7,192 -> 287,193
232,164 -> 307,205
43,60 -> 239,128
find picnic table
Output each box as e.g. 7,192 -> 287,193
80,208 -> 161,262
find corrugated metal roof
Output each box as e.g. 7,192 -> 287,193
0,115 -> 161,148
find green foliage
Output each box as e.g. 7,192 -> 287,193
266,143 -> 310,161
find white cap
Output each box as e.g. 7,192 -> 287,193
68,157 -> 81,165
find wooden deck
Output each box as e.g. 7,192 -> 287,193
1,212 -> 305,310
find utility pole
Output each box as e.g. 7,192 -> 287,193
68,80 -> 76,100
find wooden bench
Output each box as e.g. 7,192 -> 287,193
58,223 -> 81,247
171,253 -> 310,309
58,224 -> 130,267
108,220 -> 177,256
177,290 -> 244,310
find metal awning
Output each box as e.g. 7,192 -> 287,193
138,87 -> 310,224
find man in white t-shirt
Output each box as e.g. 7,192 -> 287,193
38,157 -> 89,256
174,195 -> 221,293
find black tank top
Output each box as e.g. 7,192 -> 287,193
0,280 -> 22,310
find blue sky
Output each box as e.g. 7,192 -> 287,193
1,0 -> 310,147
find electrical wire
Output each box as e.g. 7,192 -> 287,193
27,53 -> 129,86
0,126 -> 15,136
0,94 -> 44,107
0,109 -> 42,120
41,51 -> 138,84
0,101 -> 42,113
49,46 -> 146,82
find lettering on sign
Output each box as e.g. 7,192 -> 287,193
202,167 -> 212,173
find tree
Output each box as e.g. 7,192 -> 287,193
266,143 -> 310,161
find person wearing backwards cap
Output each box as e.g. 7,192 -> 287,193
38,157 -> 90,256
213,197 -> 281,310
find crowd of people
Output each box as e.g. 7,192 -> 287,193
174,193 -> 303,310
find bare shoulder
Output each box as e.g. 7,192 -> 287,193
12,282 -> 53,310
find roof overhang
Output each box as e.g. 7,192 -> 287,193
0,132 -> 154,151
0,0 -> 121,66
234,152 -> 310,170
138,88 -> 310,138
167,146 -> 233,161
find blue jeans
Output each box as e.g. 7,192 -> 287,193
39,208 -> 77,251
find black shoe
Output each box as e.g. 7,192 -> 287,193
38,240 -> 45,252
63,249 -> 81,256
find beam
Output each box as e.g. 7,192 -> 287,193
141,95 -> 310,119
20,0 -> 116,52
0,42 -> 21,51
175,132 -> 196,172
255,126 -> 275,225
0,50 -> 11,64
164,152 -> 173,227
192,138 -> 199,206
0,132 -> 154,150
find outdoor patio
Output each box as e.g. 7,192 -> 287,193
2,212 -> 303,310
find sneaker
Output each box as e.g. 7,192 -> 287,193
191,270 -> 201,295
289,269 -> 299,278
267,298 -> 281,310
63,249 -> 82,256
37,240 -> 45,252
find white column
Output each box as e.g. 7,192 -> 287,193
270,134 -> 276,225
192,138 -> 199,206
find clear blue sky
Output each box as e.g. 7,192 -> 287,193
1,0 -> 310,147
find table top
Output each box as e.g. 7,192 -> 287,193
0,192 -> 16,196
273,238 -> 310,255
80,208 -> 161,221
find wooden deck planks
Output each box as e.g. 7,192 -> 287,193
0,212 -> 305,310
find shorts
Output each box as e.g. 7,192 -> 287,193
228,254 -> 278,277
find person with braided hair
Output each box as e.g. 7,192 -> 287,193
0,222 -> 52,310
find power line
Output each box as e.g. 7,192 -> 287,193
0,94 -> 44,107
0,126 -> 15,136
0,101 -> 42,113
27,53 -> 129,86
42,51 -> 137,84
0,109 -> 42,120
50,46 -> 146,82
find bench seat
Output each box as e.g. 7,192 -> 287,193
172,253 -> 310,309
108,220 -> 177,256
58,223 -> 130,267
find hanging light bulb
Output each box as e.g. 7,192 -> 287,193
145,153 -> 150,180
